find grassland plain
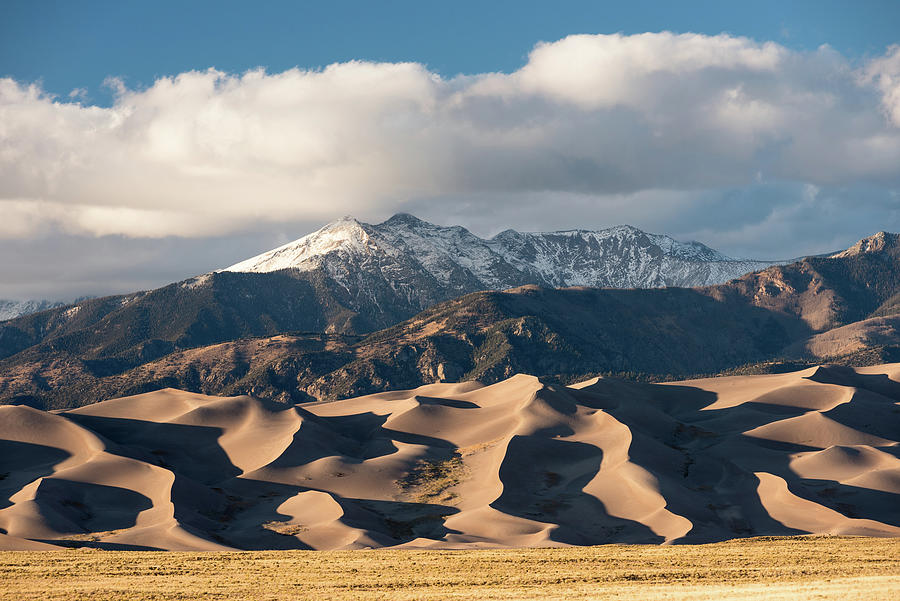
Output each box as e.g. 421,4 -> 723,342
1,536 -> 898,601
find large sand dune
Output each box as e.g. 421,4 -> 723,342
1,365 -> 898,550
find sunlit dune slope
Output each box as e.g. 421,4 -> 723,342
1,364 -> 898,550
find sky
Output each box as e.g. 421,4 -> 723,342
2,0 -> 900,300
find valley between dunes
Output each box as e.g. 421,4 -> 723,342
1,364 -> 899,551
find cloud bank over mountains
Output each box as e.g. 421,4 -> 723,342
2,32 -> 900,300
1,32 -> 899,241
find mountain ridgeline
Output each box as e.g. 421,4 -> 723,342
0,215 -> 777,365
225,213 -> 777,292
1,226 -> 899,409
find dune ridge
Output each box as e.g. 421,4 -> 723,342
0,364 -> 898,550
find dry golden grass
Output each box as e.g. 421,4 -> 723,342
1,536 -> 898,601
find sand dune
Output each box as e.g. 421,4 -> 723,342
783,314 -> 900,360
0,364 -> 898,550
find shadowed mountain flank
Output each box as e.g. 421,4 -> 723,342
0,286 -> 809,409
0,215 -> 782,370
0,364 -> 898,550
3,230 -> 900,410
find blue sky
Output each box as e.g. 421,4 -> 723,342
1,1 -> 900,300
4,0 -> 899,104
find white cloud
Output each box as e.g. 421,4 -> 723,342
863,44 -> 900,126
488,32 -> 787,109
1,32 -> 899,240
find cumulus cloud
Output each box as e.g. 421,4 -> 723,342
1,31 -> 900,241
863,44 -> 900,126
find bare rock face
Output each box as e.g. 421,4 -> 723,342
435,361 -> 464,382
832,231 -> 898,258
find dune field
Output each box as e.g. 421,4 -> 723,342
0,364 -> 899,550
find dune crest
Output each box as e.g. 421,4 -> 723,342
1,365 -> 899,550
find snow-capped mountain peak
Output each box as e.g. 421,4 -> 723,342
0,299 -> 66,322
224,215 -> 375,273
224,214 -> 780,308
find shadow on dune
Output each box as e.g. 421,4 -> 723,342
58,413 -> 250,549
722,429 -> 900,530
573,382 -> 810,541
34,479 -> 153,534
411,395 -> 480,409
268,409 -> 458,470
599,375 -> 900,540
3,367 -> 897,550
313,410 -> 458,448
819,392 -> 900,443
0,440 -> 71,509
803,364 -> 900,399
55,407 -> 471,549
493,435 -> 664,544
197,477 -> 462,550
786,476 -> 900,528
33,539 -> 163,551
181,479 -> 317,550
350,497 -> 462,544
62,414 -> 241,484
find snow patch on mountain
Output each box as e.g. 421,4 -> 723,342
0,299 -> 66,321
223,214 -> 781,303
225,216 -> 375,273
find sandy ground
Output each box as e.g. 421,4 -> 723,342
0,363 -> 898,550
0,536 -> 897,600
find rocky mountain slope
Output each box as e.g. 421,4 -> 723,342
4,231 -> 900,409
0,269 -> 400,375
1,364 -> 898,550
0,217 -> 779,392
0,285 -> 798,408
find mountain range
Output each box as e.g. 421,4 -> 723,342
225,213 -> 777,293
0,216 -> 778,362
1,223 -> 899,409
0,216 -> 781,397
